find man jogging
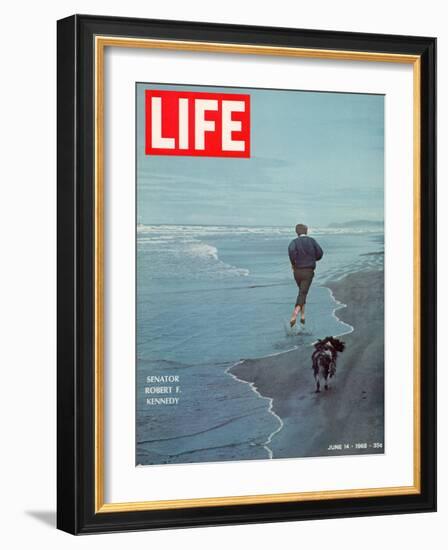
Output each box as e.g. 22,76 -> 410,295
288,224 -> 324,327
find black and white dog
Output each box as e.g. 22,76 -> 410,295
311,336 -> 345,393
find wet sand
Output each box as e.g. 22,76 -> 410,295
230,269 -> 385,458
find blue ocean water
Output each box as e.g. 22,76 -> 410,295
136,225 -> 384,464
137,225 -> 383,364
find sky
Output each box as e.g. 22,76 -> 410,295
136,83 -> 384,227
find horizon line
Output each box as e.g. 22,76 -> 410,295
136,220 -> 384,228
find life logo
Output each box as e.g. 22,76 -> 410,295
145,90 -> 250,158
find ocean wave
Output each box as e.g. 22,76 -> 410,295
138,234 -> 249,280
186,241 -> 219,261
184,241 -> 250,277
321,250 -> 384,284
137,223 -> 383,238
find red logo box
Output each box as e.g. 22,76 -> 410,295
145,90 -> 250,158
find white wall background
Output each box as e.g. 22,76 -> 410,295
0,0 -> 443,547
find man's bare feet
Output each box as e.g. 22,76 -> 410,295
290,305 -> 301,327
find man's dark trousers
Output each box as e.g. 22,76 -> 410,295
293,267 -> 314,307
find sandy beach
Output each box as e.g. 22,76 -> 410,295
230,269 -> 385,458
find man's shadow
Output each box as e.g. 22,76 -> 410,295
25,510 -> 56,528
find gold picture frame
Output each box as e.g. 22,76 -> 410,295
57,14 -> 436,534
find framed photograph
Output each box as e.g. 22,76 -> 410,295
57,14 -> 436,534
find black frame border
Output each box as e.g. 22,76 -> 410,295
57,14 -> 436,534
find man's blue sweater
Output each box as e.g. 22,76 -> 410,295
288,235 -> 324,269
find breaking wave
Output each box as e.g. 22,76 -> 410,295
137,223 -> 382,238
138,230 -> 249,280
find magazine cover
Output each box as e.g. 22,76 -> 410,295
135,83 -> 384,466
